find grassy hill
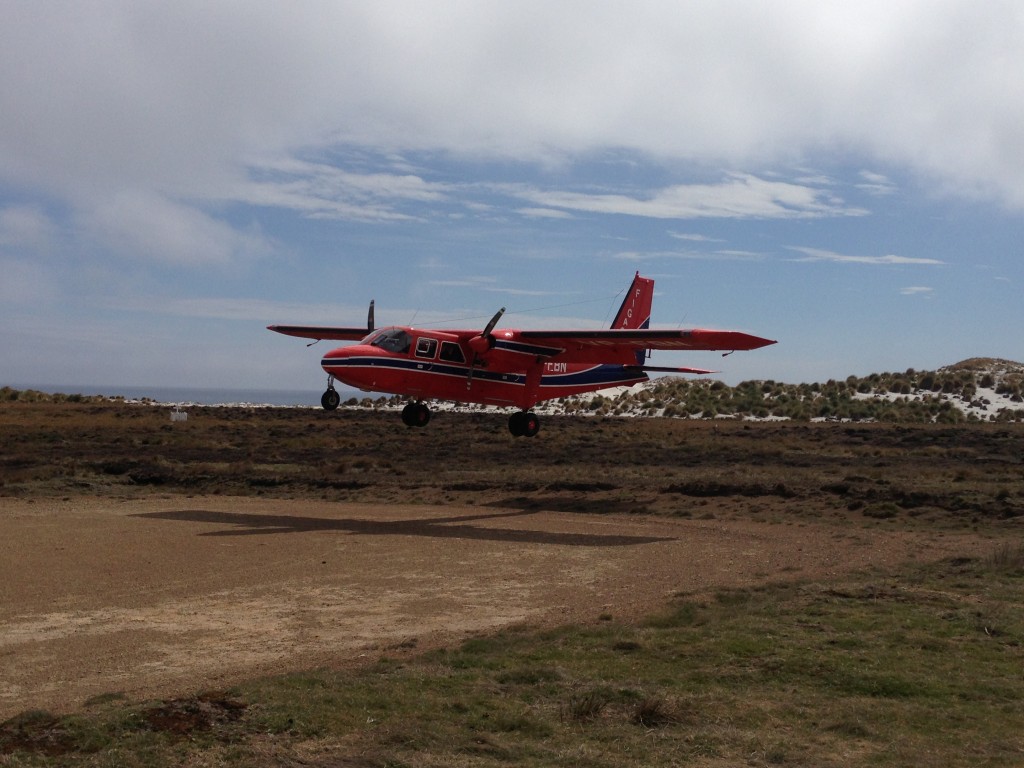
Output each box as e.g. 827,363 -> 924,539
5,358 -> 1023,423
552,358 -> 1024,423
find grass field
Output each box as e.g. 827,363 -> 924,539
1,401 -> 1023,766
3,548 -> 1023,766
2,401 -> 1021,527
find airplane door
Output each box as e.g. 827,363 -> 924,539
413,337 -> 438,371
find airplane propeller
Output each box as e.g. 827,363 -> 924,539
466,306 -> 505,389
482,306 -> 505,338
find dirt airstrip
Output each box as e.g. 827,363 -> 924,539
0,495 -> 991,719
1,402 -> 1021,719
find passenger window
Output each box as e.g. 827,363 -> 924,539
439,341 -> 466,363
415,337 -> 438,359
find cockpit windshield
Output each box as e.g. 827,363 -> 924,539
365,327 -> 412,354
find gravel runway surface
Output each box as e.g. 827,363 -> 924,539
0,495 -> 988,717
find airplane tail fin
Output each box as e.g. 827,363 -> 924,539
611,272 -> 654,365
611,271 -> 653,330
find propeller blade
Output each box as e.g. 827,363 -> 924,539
367,300 -> 375,332
482,307 -> 505,338
467,306 -> 505,389
468,306 -> 506,357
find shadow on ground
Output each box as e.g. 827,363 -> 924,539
132,508 -> 674,546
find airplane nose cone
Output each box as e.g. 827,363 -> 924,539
321,344 -> 382,370
321,345 -> 354,363
320,344 -> 397,392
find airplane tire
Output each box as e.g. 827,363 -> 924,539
404,402 -> 430,427
321,389 -> 341,411
508,411 -> 525,436
401,402 -> 416,426
522,412 -> 540,437
412,403 -> 431,427
509,411 -> 539,437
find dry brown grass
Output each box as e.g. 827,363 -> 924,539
2,400 -> 1021,529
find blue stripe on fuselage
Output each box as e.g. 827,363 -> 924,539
321,356 -> 644,389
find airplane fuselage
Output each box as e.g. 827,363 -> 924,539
321,328 -> 647,411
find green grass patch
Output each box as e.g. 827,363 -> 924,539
4,552 -> 1024,766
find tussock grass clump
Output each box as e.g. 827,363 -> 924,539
632,696 -> 679,728
561,689 -> 608,722
984,541 -> 1024,572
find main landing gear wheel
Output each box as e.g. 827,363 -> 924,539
508,411 -> 540,437
401,402 -> 431,427
321,388 -> 341,411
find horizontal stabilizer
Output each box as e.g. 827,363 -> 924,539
626,365 -> 718,375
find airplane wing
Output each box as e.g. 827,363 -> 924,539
268,299 -> 376,342
266,325 -> 370,341
518,329 -> 776,359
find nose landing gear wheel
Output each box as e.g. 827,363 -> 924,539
321,388 -> 341,411
402,402 -> 431,427
508,411 -> 540,437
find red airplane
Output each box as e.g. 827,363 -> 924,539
268,272 -> 775,436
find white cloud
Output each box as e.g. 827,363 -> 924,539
0,0 -> 1019,301
4,2 -> 1024,215
517,207 -> 574,220
428,276 -> 499,288
481,286 -> 563,297
614,249 -> 764,262
901,286 -> 934,297
787,247 -> 944,265
856,171 -> 898,196
668,232 -> 725,243
512,174 -> 866,220
232,157 -> 451,222
81,192 -> 274,266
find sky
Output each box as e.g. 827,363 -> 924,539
2,1 -> 1022,392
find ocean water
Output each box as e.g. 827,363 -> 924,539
6,383 -> 370,407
